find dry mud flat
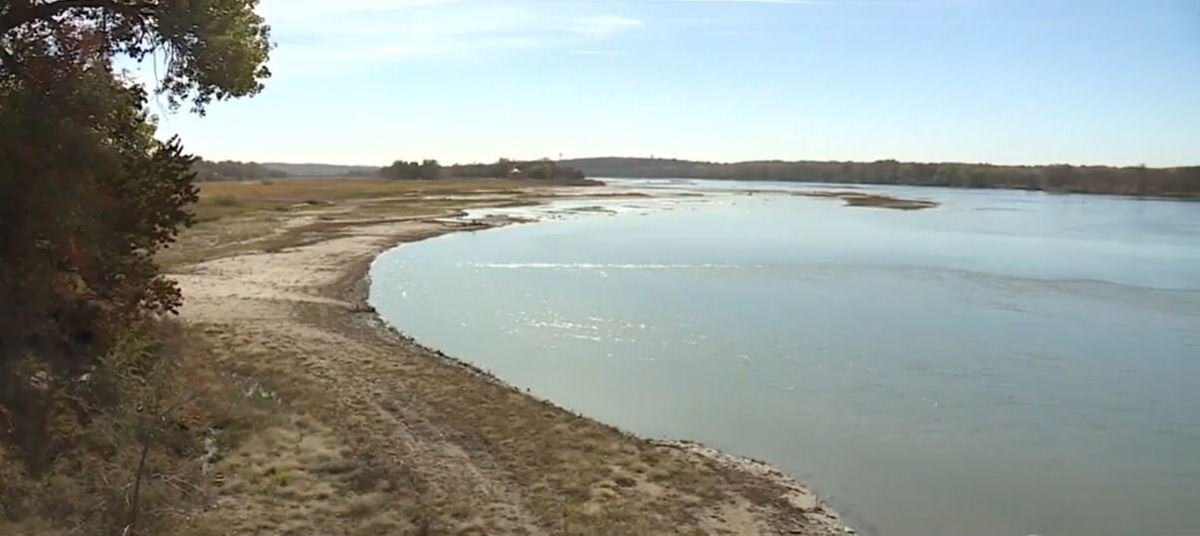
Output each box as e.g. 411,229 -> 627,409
170,189 -> 853,535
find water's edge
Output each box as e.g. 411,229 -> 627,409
359,209 -> 857,534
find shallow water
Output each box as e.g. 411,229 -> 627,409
370,179 -> 1200,536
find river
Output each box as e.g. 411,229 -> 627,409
369,179 -> 1200,536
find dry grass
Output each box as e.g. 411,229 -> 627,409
192,177 -> 560,222
162,178 -> 566,268
0,321 -> 270,536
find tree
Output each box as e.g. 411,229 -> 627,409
528,162 -> 550,180
419,159 -> 440,180
192,159 -> 288,181
1,1 -> 271,113
0,0 -> 272,473
379,160 -> 420,180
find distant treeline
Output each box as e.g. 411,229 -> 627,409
562,157 -> 1200,197
378,159 -> 442,180
379,158 -> 588,181
192,159 -> 288,181
262,162 -> 379,177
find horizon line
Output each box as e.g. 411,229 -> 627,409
250,156 -> 1200,170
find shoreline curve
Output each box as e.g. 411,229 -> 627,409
171,191 -> 856,535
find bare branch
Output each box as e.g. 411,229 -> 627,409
127,441 -> 151,536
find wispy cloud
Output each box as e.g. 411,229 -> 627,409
255,1 -> 648,77
569,49 -> 626,56
259,0 -> 465,20
571,15 -> 646,36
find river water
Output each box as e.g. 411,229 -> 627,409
369,179 -> 1200,536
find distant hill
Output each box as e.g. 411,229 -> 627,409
261,162 -> 380,177
561,157 -> 1200,197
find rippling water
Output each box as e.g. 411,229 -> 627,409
370,180 -> 1200,536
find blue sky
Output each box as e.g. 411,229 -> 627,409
140,0 -> 1200,166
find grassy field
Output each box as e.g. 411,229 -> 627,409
160,178 -> 585,268
192,177 -> 559,222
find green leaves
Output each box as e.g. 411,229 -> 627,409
1,0 -> 272,114
150,0 -> 273,113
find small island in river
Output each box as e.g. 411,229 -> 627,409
796,190 -> 941,210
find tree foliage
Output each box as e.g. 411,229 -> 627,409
379,158 -> 588,181
419,159 -> 441,180
1,0 -> 272,113
0,0 -> 272,480
379,159 -> 442,180
378,159 -> 422,180
192,158 -> 287,181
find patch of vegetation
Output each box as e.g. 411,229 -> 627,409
842,194 -> 938,210
379,157 -> 596,184
797,191 -> 939,210
192,160 -> 288,182
0,322 -> 257,535
211,194 -> 239,207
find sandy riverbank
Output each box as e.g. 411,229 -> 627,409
168,181 -> 852,534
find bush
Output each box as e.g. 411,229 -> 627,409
0,322 -> 213,535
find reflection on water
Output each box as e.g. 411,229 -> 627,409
370,180 -> 1200,536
